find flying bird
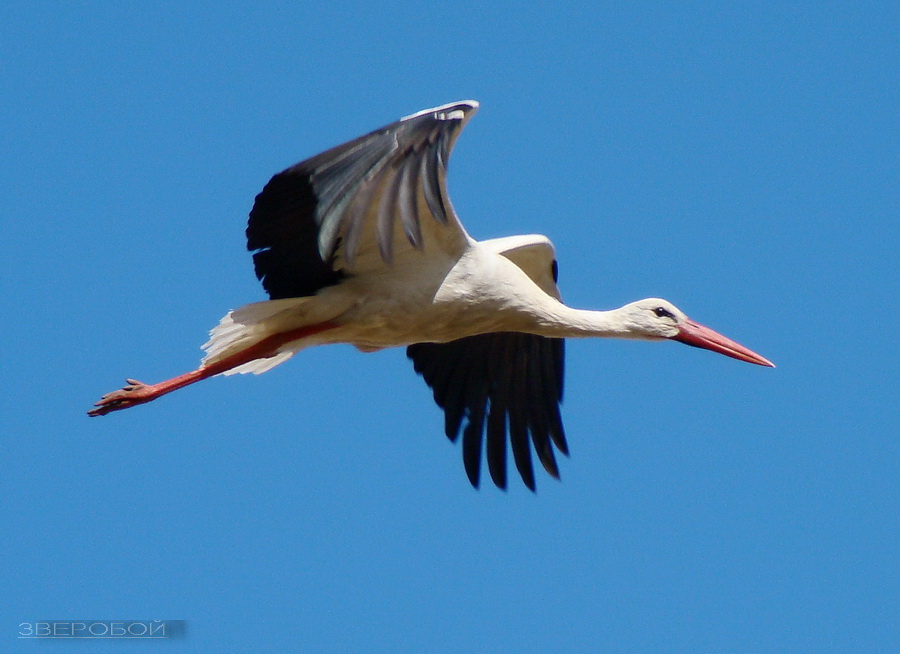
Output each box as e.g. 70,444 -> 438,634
89,100 -> 773,490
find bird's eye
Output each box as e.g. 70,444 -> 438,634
551,260 -> 559,283
653,307 -> 674,319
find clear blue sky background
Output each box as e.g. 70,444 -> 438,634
2,3 -> 897,652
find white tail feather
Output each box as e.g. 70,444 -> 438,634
201,298 -> 314,375
220,350 -> 297,376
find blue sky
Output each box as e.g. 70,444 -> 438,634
2,3 -> 897,651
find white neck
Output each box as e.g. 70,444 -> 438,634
526,301 -> 651,340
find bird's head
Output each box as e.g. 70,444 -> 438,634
620,298 -> 775,367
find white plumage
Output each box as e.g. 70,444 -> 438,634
91,100 -> 773,490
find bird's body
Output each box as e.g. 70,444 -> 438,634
91,100 -> 773,490
205,234 -> 555,363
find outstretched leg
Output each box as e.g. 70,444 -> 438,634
88,322 -> 338,417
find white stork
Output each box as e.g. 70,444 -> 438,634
90,100 -> 773,490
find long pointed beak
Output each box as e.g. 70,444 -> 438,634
673,319 -> 775,367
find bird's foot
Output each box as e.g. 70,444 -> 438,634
88,379 -> 157,416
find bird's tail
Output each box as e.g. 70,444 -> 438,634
201,298 -> 314,375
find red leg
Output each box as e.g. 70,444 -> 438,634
88,321 -> 338,417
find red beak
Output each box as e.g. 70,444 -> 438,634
673,319 -> 775,367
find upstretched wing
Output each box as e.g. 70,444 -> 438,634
246,101 -> 478,299
407,238 -> 568,491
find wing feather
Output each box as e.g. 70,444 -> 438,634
507,345 -> 536,491
376,165 -> 402,263
485,336 -> 512,489
421,140 -> 447,223
407,332 -> 567,491
398,156 -> 423,248
247,101 -> 478,299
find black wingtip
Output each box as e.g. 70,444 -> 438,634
539,455 -> 560,480
462,421 -> 484,490
246,169 -> 346,300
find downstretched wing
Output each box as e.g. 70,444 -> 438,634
408,333 -> 566,492
407,238 -> 567,491
246,101 -> 478,299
